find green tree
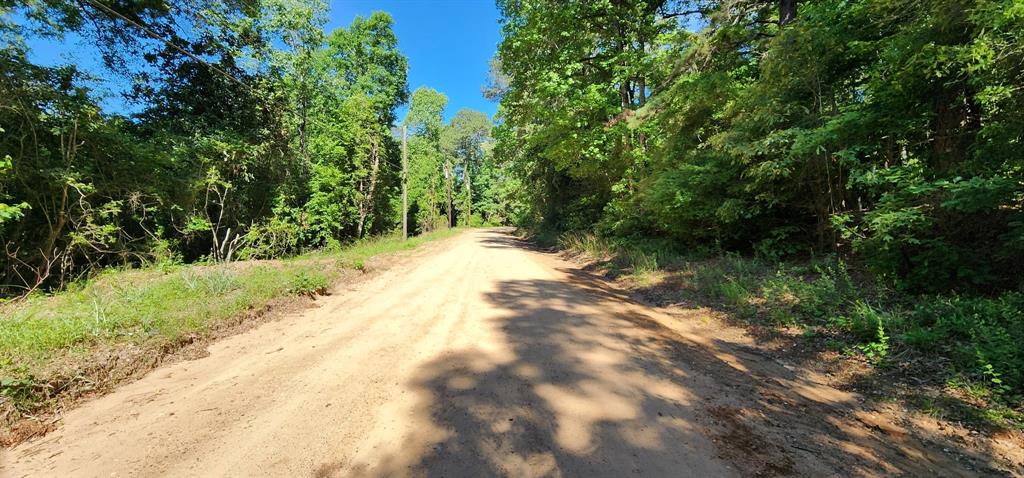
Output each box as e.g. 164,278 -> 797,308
442,109 -> 491,225
300,12 -> 408,242
325,11 -> 409,125
404,87 -> 449,231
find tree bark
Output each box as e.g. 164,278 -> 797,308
445,160 -> 454,228
779,0 -> 797,26
465,162 -> 472,224
401,125 -> 408,240
357,140 -> 381,238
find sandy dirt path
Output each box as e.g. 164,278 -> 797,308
1,229 -> 992,477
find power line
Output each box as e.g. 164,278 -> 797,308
80,0 -> 251,90
380,157 -> 403,172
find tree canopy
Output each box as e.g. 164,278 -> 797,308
0,1 -> 499,295
492,0 -> 1024,294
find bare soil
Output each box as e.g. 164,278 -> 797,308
2,229 -> 1020,476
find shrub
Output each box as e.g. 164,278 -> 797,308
848,301 -> 890,363
288,270 -> 329,297
558,231 -> 615,259
761,262 -> 853,325
622,249 -> 659,274
910,293 -> 1024,396
238,214 -> 303,260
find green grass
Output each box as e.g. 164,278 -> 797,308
0,228 -> 461,416
2,265 -> 312,364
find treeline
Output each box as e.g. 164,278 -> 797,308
491,0 -> 1024,405
0,1 -> 497,296
403,87 -> 508,234
492,0 -> 1023,294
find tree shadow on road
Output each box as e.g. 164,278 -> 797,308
478,232 -> 556,253
338,232 -> 1011,477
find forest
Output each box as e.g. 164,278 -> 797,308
1,0 -> 1023,434
0,0 -> 505,296
489,0 -> 1024,421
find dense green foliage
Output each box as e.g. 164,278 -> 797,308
402,87 -> 506,233
0,1 -> 497,296
493,0 -> 1024,406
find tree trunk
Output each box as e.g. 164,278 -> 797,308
444,160 -> 454,228
298,65 -> 309,162
637,76 -> 647,152
931,82 -> 979,173
619,81 -> 633,154
465,163 -> 472,224
401,125 -> 408,240
779,0 -> 797,26
357,140 -> 381,238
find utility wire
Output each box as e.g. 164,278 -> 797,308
80,0 -> 251,90
380,157 -> 403,172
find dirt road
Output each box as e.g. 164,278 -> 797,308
1,229 -> 999,477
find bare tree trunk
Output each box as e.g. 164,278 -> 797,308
206,184 -> 230,262
357,140 -> 381,238
618,33 -> 633,154
779,0 -> 797,26
619,81 -> 633,154
931,82 -> 979,173
637,76 -> 648,152
297,66 -> 309,164
298,98 -> 308,161
445,160 -> 454,228
401,126 -> 408,240
37,119 -> 78,285
465,163 -> 472,224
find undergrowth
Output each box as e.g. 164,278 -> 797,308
555,231 -> 1024,430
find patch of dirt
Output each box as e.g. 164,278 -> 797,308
705,405 -> 795,476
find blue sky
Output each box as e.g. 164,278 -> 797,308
22,0 -> 501,123
330,0 -> 501,122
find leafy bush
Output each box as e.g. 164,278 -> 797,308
288,270 -> 329,297
238,207 -> 303,260
848,301 -> 891,364
716,278 -> 750,308
762,262 -> 853,325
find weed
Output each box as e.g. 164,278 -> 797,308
200,268 -> 238,294
716,278 -> 749,307
558,231 -> 615,260
624,249 -> 659,274
289,270 -> 329,297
